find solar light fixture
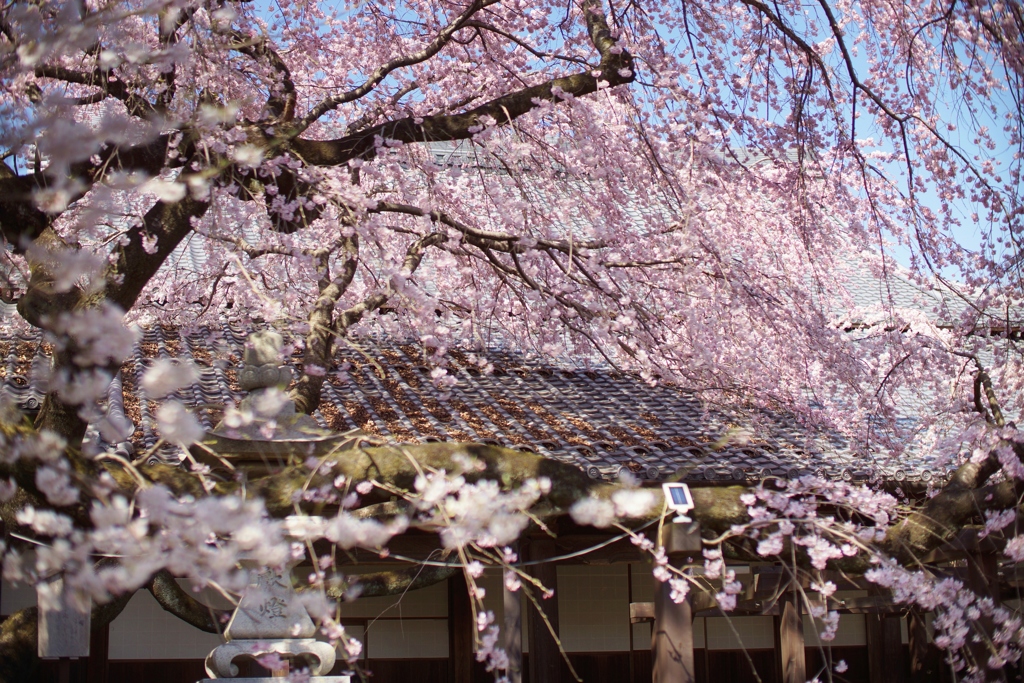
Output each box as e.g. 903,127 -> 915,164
662,482 -> 695,523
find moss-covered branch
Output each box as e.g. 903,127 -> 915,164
148,570 -> 230,634
334,565 -> 459,599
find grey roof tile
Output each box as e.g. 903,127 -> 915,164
0,326 -> 950,483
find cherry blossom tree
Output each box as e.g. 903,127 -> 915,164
0,0 -> 1022,679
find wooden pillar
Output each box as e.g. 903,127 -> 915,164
864,583 -> 904,683
652,522 -> 701,683
908,609 -> 938,683
652,580 -> 695,683
525,538 -> 561,683
504,569 -> 523,683
866,613 -> 904,683
449,572 -> 474,683
774,591 -> 806,683
86,621 -> 109,683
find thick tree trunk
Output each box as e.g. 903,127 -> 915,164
292,237 -> 358,415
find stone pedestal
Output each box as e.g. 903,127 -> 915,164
203,637 -> 341,678
199,678 -> 350,683
200,517 -> 347,681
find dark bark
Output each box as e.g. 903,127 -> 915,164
16,227 -> 88,328
336,565 -> 458,599
292,236 -> 359,415
25,194 -> 208,452
0,173 -> 49,250
107,194 -> 210,311
291,60 -> 634,166
147,570 -> 229,634
291,232 -> 446,414
884,478 -> 1021,566
288,1 -> 633,166
0,136 -> 175,252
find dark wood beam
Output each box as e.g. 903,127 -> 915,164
867,586 -> 905,683
633,593 -> 913,620
525,538 -> 561,683
86,621 -> 108,683
652,522 -> 701,683
908,609 -> 941,683
448,573 -> 473,683
774,590 -> 806,683
504,570 -> 523,683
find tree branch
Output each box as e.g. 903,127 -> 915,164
370,201 -> 606,253
335,232 -> 448,332
292,235 -> 360,415
333,565 -> 458,599
294,0 -> 499,134
226,31 -> 297,122
289,2 -> 634,165
33,65 -> 157,119
148,569 -> 229,634
106,193 -> 210,311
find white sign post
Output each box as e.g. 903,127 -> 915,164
38,576 -> 90,683
37,576 -> 90,660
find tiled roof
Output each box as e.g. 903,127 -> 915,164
0,143 -> 969,485
835,258 -> 966,324
0,323 -> 950,484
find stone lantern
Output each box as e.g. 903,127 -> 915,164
196,331 -> 354,682
198,517 -> 347,682
193,330 -> 358,471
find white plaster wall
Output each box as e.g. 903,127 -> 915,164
109,587 -> 225,659
705,616 -> 775,650
334,566 -> 450,659
556,565 -> 630,652
632,618 -> 706,650
630,563 -> 655,603
804,614 -> 866,647
340,570 -> 447,619
6,562 -> 889,662
5,576 -> 229,660
632,623 -> 651,650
